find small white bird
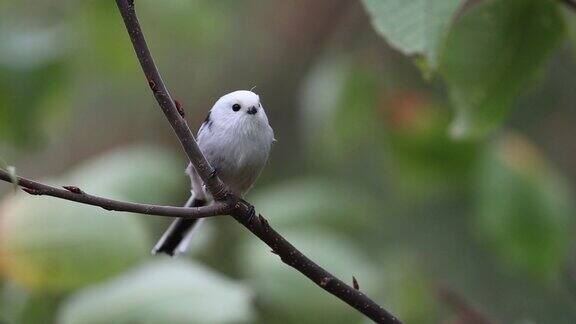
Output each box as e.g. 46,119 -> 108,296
152,90 -> 275,256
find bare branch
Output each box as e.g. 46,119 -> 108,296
113,0 -> 227,201
233,205 -> 401,323
114,0 -> 401,323
0,169 -> 231,219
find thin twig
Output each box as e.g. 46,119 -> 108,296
114,0 -> 401,323
0,169 -> 231,219
437,284 -> 496,324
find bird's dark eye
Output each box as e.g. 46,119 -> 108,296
232,104 -> 241,112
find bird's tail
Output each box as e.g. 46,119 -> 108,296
151,196 -> 206,257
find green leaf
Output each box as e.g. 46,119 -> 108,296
439,0 -> 565,139
362,0 -> 464,67
58,260 -> 255,324
476,133 -> 573,281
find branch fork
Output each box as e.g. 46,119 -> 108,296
0,1 -> 402,323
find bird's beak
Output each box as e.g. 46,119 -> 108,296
247,106 -> 258,115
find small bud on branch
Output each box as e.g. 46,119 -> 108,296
63,186 -> 84,194
353,276 -> 360,290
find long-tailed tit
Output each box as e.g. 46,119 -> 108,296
152,90 -> 275,256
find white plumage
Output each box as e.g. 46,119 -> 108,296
152,90 -> 275,256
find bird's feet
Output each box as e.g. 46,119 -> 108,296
240,198 -> 257,224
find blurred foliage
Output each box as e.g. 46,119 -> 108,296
1,282 -> 60,324
0,23 -> 70,146
376,253 -> 438,324
239,229 -> 381,324
0,146 -> 186,294
439,0 -> 565,139
0,0 -> 576,323
363,0 -> 568,140
0,195 -> 149,293
300,57 -> 384,165
381,91 -> 480,191
476,133 -> 573,281
362,0 -> 463,68
63,146 -> 186,203
251,178 -> 374,233
58,260 -> 255,324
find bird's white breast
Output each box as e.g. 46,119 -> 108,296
197,117 -> 273,196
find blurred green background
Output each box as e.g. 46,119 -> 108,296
0,0 -> 575,323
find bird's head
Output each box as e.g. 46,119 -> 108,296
210,90 -> 270,127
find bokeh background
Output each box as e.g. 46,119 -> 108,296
0,0 -> 575,323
